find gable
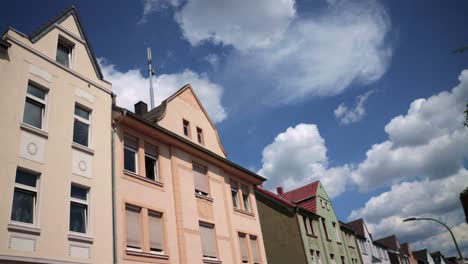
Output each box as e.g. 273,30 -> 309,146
59,15 -> 83,38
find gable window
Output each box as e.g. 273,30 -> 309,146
250,235 -> 260,264
321,219 -> 330,240
73,105 -> 91,147
241,184 -> 251,212
23,83 -> 47,129
196,127 -> 204,144
183,119 -> 190,137
126,205 -> 142,252
239,233 -> 249,263
193,164 -> 209,196
69,185 -> 89,234
145,144 -> 159,181
11,169 -> 39,225
200,222 -> 218,260
56,38 -> 73,68
333,222 -> 341,242
231,181 -> 240,209
148,210 -> 164,254
124,136 -> 138,173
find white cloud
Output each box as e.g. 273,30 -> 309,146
138,0 -> 179,24
258,124 -> 350,198
352,70 -> 468,191
203,53 -> 220,70
99,58 -> 227,123
334,90 -> 374,124
348,170 -> 468,257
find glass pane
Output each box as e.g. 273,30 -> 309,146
27,84 -> 46,100
70,203 -> 86,233
11,189 -> 34,223
15,170 -> 37,187
56,42 -> 70,67
231,189 -> 239,208
124,148 -> 136,172
71,186 -> 87,200
73,119 -> 89,146
74,106 -> 90,120
23,99 -> 43,128
145,156 -> 157,180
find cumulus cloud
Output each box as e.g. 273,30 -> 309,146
335,90 -> 374,124
99,58 -> 227,122
138,0 -> 179,24
258,124 -> 350,198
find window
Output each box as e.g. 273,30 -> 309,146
124,136 -> 138,173
56,38 -> 72,67
200,222 -> 217,260
73,105 -> 91,147
360,240 -> 367,254
250,235 -> 260,264
183,119 -> 190,137
311,250 -> 315,264
11,169 -> 39,225
341,256 -> 346,264
330,254 -> 336,264
196,127 -> 204,144
231,181 -> 240,209
69,185 -> 89,234
239,233 -> 249,263
23,83 -> 47,129
317,251 -> 322,264
326,202 -> 330,210
148,210 -> 164,254
322,219 -> 330,240
193,164 -> 209,196
304,216 -> 312,235
145,144 -> 159,181
241,184 -> 251,212
333,222 -> 341,242
126,205 -> 142,251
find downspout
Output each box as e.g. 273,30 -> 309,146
111,109 -> 127,264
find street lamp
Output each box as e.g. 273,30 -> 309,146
403,217 -> 464,262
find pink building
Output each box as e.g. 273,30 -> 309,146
112,85 -> 268,263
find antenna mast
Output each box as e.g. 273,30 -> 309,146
147,48 -> 155,109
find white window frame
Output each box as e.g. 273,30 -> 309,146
148,210 -> 164,255
333,222 -> 341,242
144,147 -> 159,181
73,104 -> 92,147
56,36 -> 74,68
241,184 -> 251,212
69,185 -> 89,236
11,170 -> 40,227
23,83 -> 48,130
124,136 -> 138,174
231,182 -> 240,209
305,217 -> 312,235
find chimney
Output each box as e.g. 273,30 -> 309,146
276,186 -> 284,195
134,101 -> 148,116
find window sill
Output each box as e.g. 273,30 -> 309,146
306,234 -> 318,238
72,142 -> 94,155
203,258 -> 222,264
195,193 -> 214,202
8,223 -> 41,235
68,233 -> 93,244
126,250 -> 169,260
20,122 -> 48,139
233,208 -> 255,217
123,170 -> 164,187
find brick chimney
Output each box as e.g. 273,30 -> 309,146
134,101 -> 148,116
276,186 -> 284,195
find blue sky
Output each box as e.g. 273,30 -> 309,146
2,0 -> 467,257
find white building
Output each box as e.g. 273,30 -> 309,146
347,219 -> 391,264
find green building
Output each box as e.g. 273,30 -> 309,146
256,181 -> 363,264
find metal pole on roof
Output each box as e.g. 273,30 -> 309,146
403,218 -> 463,263
147,47 -> 155,109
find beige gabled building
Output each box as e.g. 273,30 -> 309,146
0,7 -> 114,264
112,84 -> 268,264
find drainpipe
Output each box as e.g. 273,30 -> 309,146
111,109 -> 127,264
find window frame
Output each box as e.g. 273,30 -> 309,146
249,235 -> 261,264
69,184 -> 90,235
144,143 -> 160,182
199,221 -> 218,260
125,204 -> 143,252
183,119 -> 190,137
193,163 -> 210,197
124,135 -> 139,174
23,82 -> 48,130
332,222 -> 341,243
10,169 -> 40,227
56,36 -> 74,68
321,218 -> 330,240
73,104 -> 92,147
148,210 -> 165,255
231,181 -> 240,209
196,126 -> 204,144
241,184 -> 251,212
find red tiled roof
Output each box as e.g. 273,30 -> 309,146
298,197 -> 317,213
255,186 -> 296,208
281,180 -> 320,202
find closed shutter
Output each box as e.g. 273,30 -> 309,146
148,211 -> 163,252
250,236 -> 260,263
200,223 -> 217,258
193,164 -> 209,194
145,144 -> 158,157
239,233 -> 249,262
126,206 -> 141,249
124,136 -> 138,149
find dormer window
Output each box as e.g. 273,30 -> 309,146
183,119 -> 190,137
56,37 -> 73,68
196,127 -> 204,144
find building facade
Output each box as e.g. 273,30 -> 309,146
0,7 -> 114,264
375,236 -> 411,264
346,219 -> 391,264
413,250 -> 436,264
256,181 -> 363,264
401,243 -> 418,264
112,85 -> 268,264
